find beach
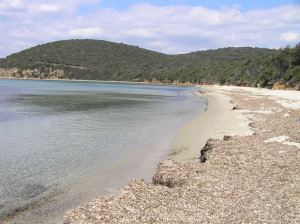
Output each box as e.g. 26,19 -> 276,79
169,87 -> 253,162
1,80 -> 204,223
64,85 -> 300,223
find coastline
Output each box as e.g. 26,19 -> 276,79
169,86 -> 253,162
0,77 -> 145,84
1,81 -> 203,223
64,85 -> 300,223
0,77 -> 194,86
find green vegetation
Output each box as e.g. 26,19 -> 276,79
225,44 -> 300,88
0,39 -> 299,88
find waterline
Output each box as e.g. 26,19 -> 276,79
0,79 -> 206,222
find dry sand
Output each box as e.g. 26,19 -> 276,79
64,85 -> 300,223
170,87 -> 253,162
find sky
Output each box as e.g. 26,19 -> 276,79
0,0 -> 299,58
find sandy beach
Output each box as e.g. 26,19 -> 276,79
1,80 -> 200,224
169,87 -> 253,162
64,85 -> 300,223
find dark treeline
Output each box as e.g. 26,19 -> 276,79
0,39 -> 299,88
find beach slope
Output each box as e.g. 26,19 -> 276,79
64,86 -> 300,223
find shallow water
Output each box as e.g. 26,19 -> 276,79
0,79 -> 206,221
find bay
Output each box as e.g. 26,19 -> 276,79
0,79 -> 206,222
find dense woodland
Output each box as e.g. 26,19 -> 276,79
0,39 -> 299,88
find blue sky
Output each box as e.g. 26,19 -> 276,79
0,0 -> 299,57
99,0 -> 298,11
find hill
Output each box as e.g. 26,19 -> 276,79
0,39 -> 298,87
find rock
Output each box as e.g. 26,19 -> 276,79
272,81 -> 299,90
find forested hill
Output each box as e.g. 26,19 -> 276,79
0,39 -> 299,88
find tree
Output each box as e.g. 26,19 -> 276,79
272,48 -> 292,80
292,43 -> 300,66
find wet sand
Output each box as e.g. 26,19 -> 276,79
170,87 -> 253,162
64,85 -> 300,223
2,90 -> 194,224
3,85 -> 253,223
3,126 -> 177,224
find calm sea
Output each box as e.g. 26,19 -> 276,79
0,79 -> 206,222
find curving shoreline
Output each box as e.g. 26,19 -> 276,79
1,81 -> 204,224
169,86 -> 253,162
64,85 -> 300,223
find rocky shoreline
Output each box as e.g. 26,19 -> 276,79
64,86 -> 300,223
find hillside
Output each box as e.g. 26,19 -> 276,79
0,39 -> 298,87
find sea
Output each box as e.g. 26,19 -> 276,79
0,79 -> 206,223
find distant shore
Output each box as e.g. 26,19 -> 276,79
0,77 -> 143,84
0,77 -> 195,86
64,85 -> 300,223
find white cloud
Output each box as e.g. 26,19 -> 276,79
281,31 -> 300,42
70,28 -> 104,37
123,28 -> 154,38
147,41 -> 167,48
30,3 -> 61,13
0,2 -> 299,58
0,0 -> 23,10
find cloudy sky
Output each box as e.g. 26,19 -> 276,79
0,0 -> 299,58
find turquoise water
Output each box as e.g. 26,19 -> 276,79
0,79 -> 206,220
